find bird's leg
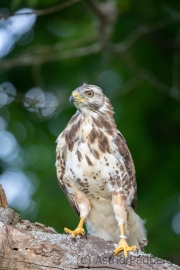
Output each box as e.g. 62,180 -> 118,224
113,224 -> 136,258
64,190 -> 90,240
64,216 -> 86,239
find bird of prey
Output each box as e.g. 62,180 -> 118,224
56,84 -> 147,258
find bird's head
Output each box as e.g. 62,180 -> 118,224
69,83 -> 114,116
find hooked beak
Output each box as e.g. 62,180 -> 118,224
69,95 -> 75,103
69,91 -> 82,103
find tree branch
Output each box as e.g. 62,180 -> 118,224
113,50 -> 180,101
0,185 -> 179,270
0,43 -> 101,70
85,0 -> 118,50
1,10 -> 180,71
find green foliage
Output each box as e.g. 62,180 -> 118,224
0,0 -> 180,265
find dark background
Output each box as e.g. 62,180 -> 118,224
0,0 -> 180,265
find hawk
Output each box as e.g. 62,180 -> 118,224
56,84 -> 147,258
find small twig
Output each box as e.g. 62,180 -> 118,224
0,87 -> 65,119
162,4 -> 180,20
15,36 -> 97,58
115,15 -> 180,53
0,0 -> 81,19
110,76 -> 143,100
171,29 -> 180,99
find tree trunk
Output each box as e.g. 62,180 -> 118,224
0,185 -> 179,270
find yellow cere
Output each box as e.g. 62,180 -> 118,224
72,91 -> 78,98
72,91 -> 88,102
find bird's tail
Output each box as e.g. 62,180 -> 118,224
128,207 -> 148,249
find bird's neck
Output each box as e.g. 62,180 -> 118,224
78,99 -> 115,123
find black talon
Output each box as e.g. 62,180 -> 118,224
109,252 -> 114,261
83,232 -> 87,240
72,236 -> 76,242
124,257 -> 128,265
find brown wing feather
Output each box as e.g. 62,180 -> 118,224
115,130 -> 137,211
56,142 -> 80,217
60,183 -> 80,217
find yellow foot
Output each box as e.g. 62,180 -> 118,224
64,226 -> 86,239
113,238 -> 136,258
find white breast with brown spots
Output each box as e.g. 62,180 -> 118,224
57,113 -> 136,244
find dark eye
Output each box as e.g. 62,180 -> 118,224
85,90 -> 94,97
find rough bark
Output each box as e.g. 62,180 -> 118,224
0,185 -> 179,270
